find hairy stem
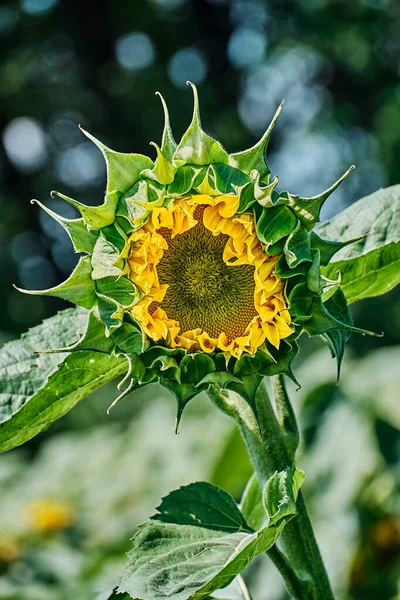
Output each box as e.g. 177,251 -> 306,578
208,381 -> 334,600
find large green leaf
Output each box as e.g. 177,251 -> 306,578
118,467 -> 304,600
0,308 -> 126,452
316,184 -> 400,303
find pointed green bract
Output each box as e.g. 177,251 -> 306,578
31,199 -> 98,254
156,91 -> 177,161
79,126 -> 153,194
173,82 -> 229,166
229,101 -> 284,179
142,142 -> 177,184
15,255 -> 96,309
286,166 -> 355,230
51,190 -> 120,230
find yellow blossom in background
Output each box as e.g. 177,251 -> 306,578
25,499 -> 76,533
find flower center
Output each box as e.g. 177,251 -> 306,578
153,217 -> 258,340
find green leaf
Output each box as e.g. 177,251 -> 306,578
180,353 -> 216,384
15,255 -> 96,310
111,321 -> 144,355
31,199 -> 98,254
80,126 -> 153,193
303,295 -> 380,338
0,308 -> 127,452
153,482 -> 251,532
260,338 -> 300,388
316,184 -> 400,303
168,164 -> 206,196
209,164 -> 251,195
149,355 -> 181,383
309,231 -> 364,267
173,82 -> 228,166
91,234 -> 122,280
118,471 -> 304,600
262,466 -> 306,526
96,276 -> 139,308
256,205 -> 297,247
97,293 -> 124,335
320,289 -> 353,380
240,474 -> 264,531
284,220 -> 312,268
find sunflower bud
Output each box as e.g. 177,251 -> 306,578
20,83 -> 377,428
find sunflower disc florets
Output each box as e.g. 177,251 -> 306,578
21,83 -> 376,429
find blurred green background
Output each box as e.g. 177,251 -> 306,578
0,0 -> 399,598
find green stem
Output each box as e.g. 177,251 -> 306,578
208,381 -> 334,600
270,375 -> 299,461
267,546 -> 308,599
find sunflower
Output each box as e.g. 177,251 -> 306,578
128,194 -> 292,358
21,83 -> 375,427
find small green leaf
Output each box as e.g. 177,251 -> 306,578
303,295 -> 380,338
118,472 -> 304,600
316,184 -> 400,303
253,174 -> 280,208
260,338 -> 300,387
263,466 -> 305,526
91,234 -> 122,280
320,289 -> 353,380
284,220 -> 312,268
97,293 -> 124,335
226,373 -> 264,432
306,250 -> 322,293
209,163 -> 251,195
309,231 -> 364,267
180,353 -> 216,384
168,164 -> 206,196
150,355 -> 181,384
111,321 -> 144,355
153,482 -> 251,532
173,82 -> 228,166
287,281 -> 313,321
256,205 -> 297,246
96,276 -> 139,308
15,255 -> 96,310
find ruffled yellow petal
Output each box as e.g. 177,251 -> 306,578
128,194 -> 292,358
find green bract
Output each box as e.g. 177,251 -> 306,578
18,83 -> 379,429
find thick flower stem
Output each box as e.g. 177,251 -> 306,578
208,381 -> 334,600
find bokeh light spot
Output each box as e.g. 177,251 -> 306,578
115,32 -> 155,71
21,0 -> 59,16
228,28 -> 266,68
167,47 -> 207,88
55,142 -> 105,188
2,117 -> 47,173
